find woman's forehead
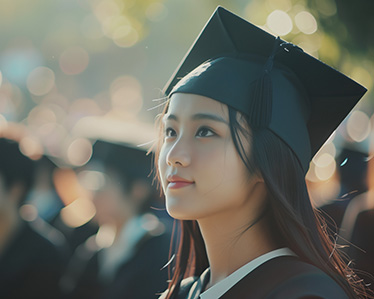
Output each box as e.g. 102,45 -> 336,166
167,93 -> 228,118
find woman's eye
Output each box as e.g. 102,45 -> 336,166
196,127 -> 215,138
165,128 -> 176,138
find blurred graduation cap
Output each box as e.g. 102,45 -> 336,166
163,6 -> 367,173
90,139 -> 152,182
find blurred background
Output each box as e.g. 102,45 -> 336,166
0,0 -> 374,296
0,0 -> 373,257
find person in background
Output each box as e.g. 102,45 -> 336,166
61,139 -> 171,299
0,137 -> 66,298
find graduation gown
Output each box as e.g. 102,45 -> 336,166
64,228 -> 171,299
162,256 -> 349,299
0,220 -> 66,299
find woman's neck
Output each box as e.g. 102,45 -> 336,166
198,211 -> 278,289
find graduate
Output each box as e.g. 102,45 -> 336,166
155,6 -> 372,299
61,139 -> 171,299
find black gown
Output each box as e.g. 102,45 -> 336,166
160,256 -> 349,299
64,229 -> 171,299
0,220 -> 66,299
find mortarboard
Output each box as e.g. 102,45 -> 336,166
163,6 -> 367,173
91,140 -> 152,181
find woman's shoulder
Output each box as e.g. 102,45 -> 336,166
221,256 -> 349,299
158,276 -> 197,299
265,258 -> 349,298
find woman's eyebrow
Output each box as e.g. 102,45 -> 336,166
191,113 -> 228,124
163,113 -> 228,124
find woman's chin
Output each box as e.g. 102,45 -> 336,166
166,203 -> 197,221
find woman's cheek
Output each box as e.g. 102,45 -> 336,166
158,146 -> 168,190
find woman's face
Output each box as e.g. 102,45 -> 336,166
158,93 -> 259,221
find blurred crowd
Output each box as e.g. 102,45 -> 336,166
0,124 -> 173,299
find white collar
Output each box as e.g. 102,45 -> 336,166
200,248 -> 296,299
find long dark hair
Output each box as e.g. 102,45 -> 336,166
154,101 -> 371,299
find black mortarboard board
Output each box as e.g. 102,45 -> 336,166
91,140 -> 152,181
163,6 -> 367,173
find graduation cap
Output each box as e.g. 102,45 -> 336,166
90,140 -> 152,181
163,6 -> 367,173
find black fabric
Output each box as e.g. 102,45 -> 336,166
66,231 -> 171,299
169,256 -> 348,299
220,256 -> 348,299
0,221 -> 66,299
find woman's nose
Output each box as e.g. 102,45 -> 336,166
166,137 -> 191,167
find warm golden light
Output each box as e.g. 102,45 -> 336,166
27,105 -> 57,127
95,224 -> 116,248
315,158 -> 336,181
66,138 -> 93,167
266,10 -> 293,36
347,110 -> 371,142
53,168 -> 88,206
60,197 -> 96,228
19,136 -> 43,160
294,11 -> 317,35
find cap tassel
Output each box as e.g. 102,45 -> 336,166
248,37 -> 303,128
248,37 -> 283,128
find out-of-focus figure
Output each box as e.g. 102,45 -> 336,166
60,139 -> 171,299
0,137 -> 67,298
322,144 -> 374,285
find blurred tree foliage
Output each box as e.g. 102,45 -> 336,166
308,0 -> 374,57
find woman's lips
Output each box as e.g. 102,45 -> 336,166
168,181 -> 194,189
167,175 -> 194,189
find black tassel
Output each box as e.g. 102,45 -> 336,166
248,37 -> 301,129
248,69 -> 273,128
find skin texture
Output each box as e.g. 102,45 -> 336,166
158,93 -> 278,288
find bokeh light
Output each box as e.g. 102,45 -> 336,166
59,46 -> 90,75
78,170 -> 107,191
95,224 -> 116,248
266,10 -> 293,36
347,110 -> 371,142
19,135 -> 43,160
66,138 -> 93,167
26,66 -> 55,96
110,75 -> 143,117
27,105 -> 57,127
60,197 -> 96,228
294,11 -> 317,34
315,155 -> 336,181
19,204 -> 39,222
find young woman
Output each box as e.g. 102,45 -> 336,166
155,6 -> 372,299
